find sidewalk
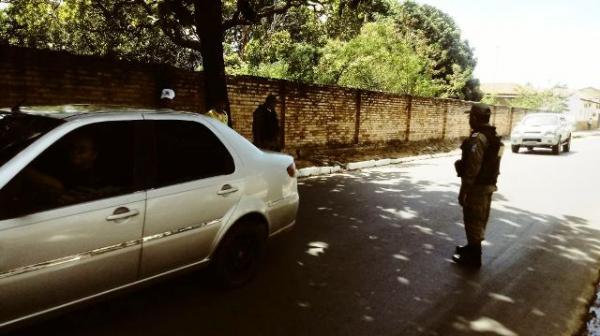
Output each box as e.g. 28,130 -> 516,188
296,139 -> 461,178
573,129 -> 600,139
297,129 -> 600,178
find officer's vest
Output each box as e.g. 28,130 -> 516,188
461,127 -> 504,185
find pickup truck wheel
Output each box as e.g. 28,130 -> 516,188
562,136 -> 571,152
511,145 -> 520,153
552,137 -> 561,155
212,221 -> 267,288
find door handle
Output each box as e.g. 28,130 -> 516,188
217,184 -> 239,195
106,207 -> 140,221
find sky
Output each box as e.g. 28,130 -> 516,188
413,0 -> 600,90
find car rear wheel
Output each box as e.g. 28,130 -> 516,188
563,136 -> 571,152
212,221 -> 267,288
511,145 -> 520,153
552,137 -> 561,155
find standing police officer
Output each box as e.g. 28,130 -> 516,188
453,103 -> 504,268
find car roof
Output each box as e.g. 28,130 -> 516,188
0,104 -> 198,120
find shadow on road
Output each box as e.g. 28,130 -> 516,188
9,164 -> 600,336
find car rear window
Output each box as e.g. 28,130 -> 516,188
150,120 -> 235,188
0,112 -> 64,167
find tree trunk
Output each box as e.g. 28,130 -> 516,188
195,0 -> 232,126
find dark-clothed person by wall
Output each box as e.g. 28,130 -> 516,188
253,94 -> 281,150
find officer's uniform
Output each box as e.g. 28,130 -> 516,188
460,130 -> 499,244
453,103 -> 503,267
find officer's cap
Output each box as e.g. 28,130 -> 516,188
465,103 -> 491,117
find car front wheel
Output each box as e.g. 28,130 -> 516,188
511,145 -> 520,153
552,137 -> 561,155
563,136 -> 571,152
212,221 -> 267,288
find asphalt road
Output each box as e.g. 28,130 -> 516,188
9,135 -> 600,336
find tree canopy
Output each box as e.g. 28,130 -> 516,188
392,1 -> 482,100
226,0 -> 482,99
316,19 -> 441,96
0,0 -> 200,68
1,0 -> 483,106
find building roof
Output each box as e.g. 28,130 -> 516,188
480,83 -> 527,96
576,87 -> 600,101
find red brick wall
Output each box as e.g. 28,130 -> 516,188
408,97 -> 447,141
226,75 -> 281,142
445,100 -> 472,139
0,45 -> 204,112
3,45 -> 545,151
492,106 -> 512,136
359,92 -> 409,144
284,83 -> 356,148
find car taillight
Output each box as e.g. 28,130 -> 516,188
287,163 -> 297,178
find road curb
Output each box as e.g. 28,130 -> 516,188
297,131 -> 599,178
573,131 -> 600,139
297,150 -> 461,178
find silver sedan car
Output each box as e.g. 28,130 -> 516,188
510,113 -> 572,155
0,106 -> 299,328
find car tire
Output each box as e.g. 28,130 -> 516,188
212,221 -> 267,288
552,137 -> 561,155
527,146 -> 533,151
563,135 -> 571,152
511,145 -> 520,153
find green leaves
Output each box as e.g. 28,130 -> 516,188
483,86 -> 569,112
1,0 -> 483,101
392,1 -> 480,100
316,20 -> 441,96
229,0 -> 480,98
0,0 -> 200,69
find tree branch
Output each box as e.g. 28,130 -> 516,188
223,0 -> 308,30
130,0 -> 201,51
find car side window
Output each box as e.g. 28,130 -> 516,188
0,121 -> 139,220
152,120 -> 235,188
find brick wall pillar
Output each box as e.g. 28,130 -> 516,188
405,96 -> 413,142
441,101 -> 449,140
279,80 -> 287,149
354,90 -> 361,144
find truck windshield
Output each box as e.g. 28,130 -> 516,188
0,113 -> 64,167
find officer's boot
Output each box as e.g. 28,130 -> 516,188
452,244 -> 482,268
455,244 -> 468,254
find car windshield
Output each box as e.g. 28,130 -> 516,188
522,115 -> 559,126
0,112 -> 64,167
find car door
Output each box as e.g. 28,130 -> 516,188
139,116 -> 245,278
0,119 -> 146,326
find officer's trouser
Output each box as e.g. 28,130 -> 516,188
463,186 -> 495,245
